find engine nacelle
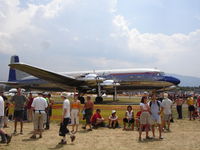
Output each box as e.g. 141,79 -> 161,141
100,80 -> 120,87
85,74 -> 98,79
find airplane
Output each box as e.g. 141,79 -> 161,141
0,55 -> 180,103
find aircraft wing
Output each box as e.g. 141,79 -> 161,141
0,81 -> 20,86
9,63 -> 85,87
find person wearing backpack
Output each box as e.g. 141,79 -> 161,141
149,94 -> 163,139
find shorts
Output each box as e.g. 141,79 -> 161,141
150,114 -> 161,125
59,118 -> 70,137
85,109 -> 93,124
123,118 -> 134,124
0,116 -> 4,128
71,109 -> 79,125
163,114 -> 171,121
14,110 -> 24,120
33,112 -> 46,130
140,111 -> 151,125
188,105 -> 195,112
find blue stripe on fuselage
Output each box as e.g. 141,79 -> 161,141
103,72 -> 163,81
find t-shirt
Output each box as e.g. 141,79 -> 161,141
27,97 -> 34,109
140,103 -> 149,111
136,111 -> 142,119
187,97 -> 194,106
63,99 -> 70,118
0,96 -> 4,116
149,100 -> 161,114
31,96 -> 48,113
197,98 -> 200,107
161,98 -> 173,115
11,95 -> 27,110
126,110 -> 133,119
175,98 -> 184,106
91,113 -> 102,123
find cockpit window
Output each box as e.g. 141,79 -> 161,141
155,72 -> 165,76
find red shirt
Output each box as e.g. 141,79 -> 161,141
136,111 -> 142,119
91,112 -> 102,123
27,98 -> 34,109
197,98 -> 200,107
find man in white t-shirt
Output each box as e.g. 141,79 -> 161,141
30,92 -> 48,139
161,93 -> 173,131
0,92 -> 12,144
59,92 -> 75,145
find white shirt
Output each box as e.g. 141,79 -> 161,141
140,103 -> 149,111
126,110 -> 133,119
63,99 -> 70,118
161,98 -> 173,115
0,96 -> 4,116
31,96 -> 48,113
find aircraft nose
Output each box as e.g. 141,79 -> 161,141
163,76 -> 181,85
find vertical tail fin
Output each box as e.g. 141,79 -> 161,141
8,55 -> 30,81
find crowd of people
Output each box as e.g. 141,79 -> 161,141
0,88 -> 200,145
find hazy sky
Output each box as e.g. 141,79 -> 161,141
0,0 -> 200,81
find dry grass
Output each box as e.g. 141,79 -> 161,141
1,118 -> 200,150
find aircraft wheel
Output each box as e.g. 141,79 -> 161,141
78,96 -> 85,104
95,96 -> 103,104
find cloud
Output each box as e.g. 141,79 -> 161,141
111,14 -> 200,76
0,0 -> 200,81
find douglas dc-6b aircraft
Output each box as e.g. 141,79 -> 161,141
1,55 -> 180,103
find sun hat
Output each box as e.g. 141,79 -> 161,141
112,110 -> 116,114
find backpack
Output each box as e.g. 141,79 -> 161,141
149,101 -> 160,109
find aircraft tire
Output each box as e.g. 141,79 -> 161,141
78,96 -> 85,104
95,96 -> 103,104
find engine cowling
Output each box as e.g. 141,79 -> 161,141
100,80 -> 120,87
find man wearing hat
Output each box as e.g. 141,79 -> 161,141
0,91 -> 12,144
59,92 -> 75,144
161,93 -> 173,131
30,92 -> 48,139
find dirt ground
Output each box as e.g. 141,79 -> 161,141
0,119 -> 200,150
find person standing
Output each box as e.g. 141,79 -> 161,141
30,92 -> 48,139
149,94 -> 163,139
46,93 -> 54,129
71,94 -> 81,134
196,95 -> 200,119
139,96 -> 151,141
26,93 -> 34,122
82,96 -> 94,131
59,92 -> 75,144
174,96 -> 184,119
161,93 -> 173,131
10,88 -> 27,134
187,94 -> 195,120
1,93 -> 9,128
0,91 -> 12,144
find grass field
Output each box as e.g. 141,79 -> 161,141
8,95 -> 190,123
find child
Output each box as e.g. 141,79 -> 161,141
108,110 -> 119,129
123,105 -> 134,130
135,111 -> 142,131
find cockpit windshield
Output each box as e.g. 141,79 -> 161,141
156,72 -> 165,76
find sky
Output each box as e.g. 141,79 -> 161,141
0,0 -> 200,81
